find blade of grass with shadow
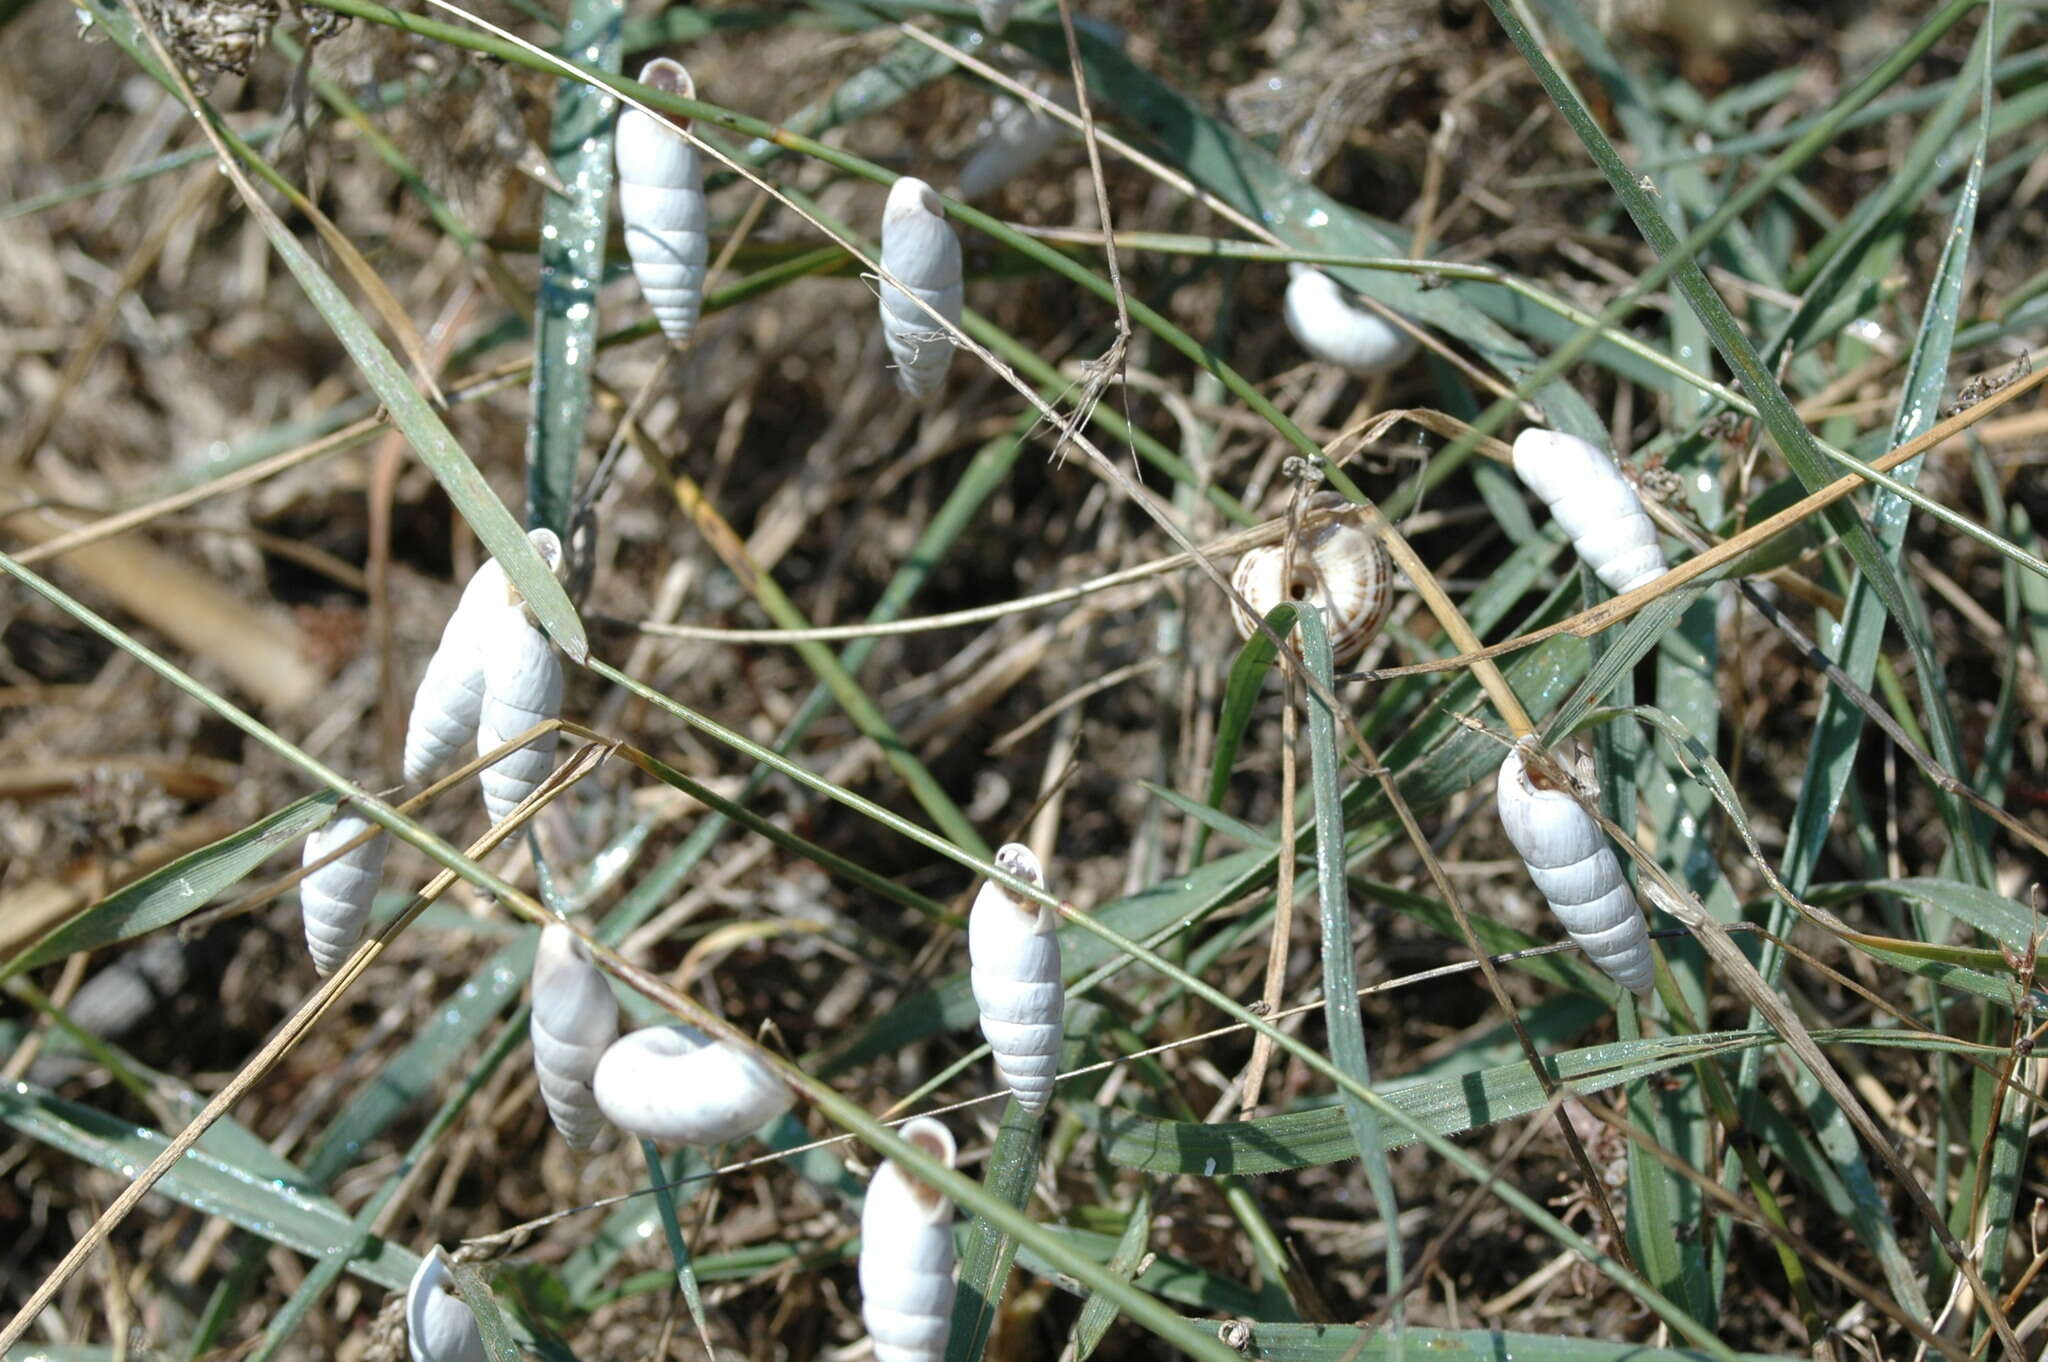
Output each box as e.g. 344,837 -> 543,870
946,1099 -> 1044,1362
1065,1177 -> 1152,1362
1192,603 -> 1294,864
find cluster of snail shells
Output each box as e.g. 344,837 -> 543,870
1228,492 -> 1395,666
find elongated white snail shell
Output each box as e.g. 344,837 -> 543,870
1495,743 -> 1655,997
1283,265 -> 1419,376
407,1246 -> 486,1362
530,924 -> 618,1150
878,177 -> 964,401
968,843 -> 1062,1113
402,559 -> 506,787
476,603 -> 564,826
591,1024 -> 793,1145
616,59 -> 709,348
1229,492 -> 1394,666
859,1117 -> 958,1362
1510,429 -> 1667,595
300,811 -> 391,976
958,83 -> 1070,200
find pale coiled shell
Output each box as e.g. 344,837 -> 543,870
402,558 -> 506,787
616,59 -> 708,348
406,1246 -> 486,1362
968,843 -> 1062,1114
530,923 -> 618,1150
300,811 -> 391,976
1495,743 -> 1655,997
1510,429 -> 1667,595
958,83 -> 1070,200
878,177 -> 964,401
476,608 -> 564,825
1283,265 -> 1419,376
591,1024 -> 793,1146
1228,493 -> 1394,666
859,1117 -> 958,1362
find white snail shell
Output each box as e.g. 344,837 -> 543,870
957,83 -> 1070,200
878,177 -> 964,401
1495,743 -> 1655,997
530,924 -> 618,1150
1510,429 -> 1667,595
1228,492 -> 1394,667
406,1246 -> 486,1362
968,843 -> 1062,1114
859,1117 -> 958,1362
616,58 -> 709,349
475,603 -> 563,825
1283,265 -> 1419,376
591,1023 -> 794,1146
300,811 -> 391,976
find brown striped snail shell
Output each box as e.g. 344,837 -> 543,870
1228,493 -> 1394,665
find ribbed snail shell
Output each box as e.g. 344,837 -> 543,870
615,59 -> 708,348
1228,493 -> 1394,666
406,1246 -> 486,1362
300,811 -> 391,976
878,177 -> 964,401
475,605 -> 563,825
530,924 -> 618,1150
1495,743 -> 1655,997
968,843 -> 1062,1114
1283,265 -> 1419,376
591,1024 -> 793,1146
1510,429 -> 1667,595
859,1117 -> 958,1362
957,83 -> 1070,200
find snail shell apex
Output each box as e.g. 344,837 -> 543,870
1495,743 -> 1655,997
1510,429 -> 1667,595
859,1116 -> 958,1362
530,924 -> 619,1150
878,177 -> 965,401
300,812 -> 391,976
591,1024 -> 793,1146
406,1246 -> 487,1362
616,58 -> 709,348
1283,265 -> 1419,376
1228,493 -> 1394,666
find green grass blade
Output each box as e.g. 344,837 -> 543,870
1201,1322 -> 1805,1362
641,1137 -> 712,1347
1193,603 -> 1295,863
945,1100 -> 1043,1362
448,1258 -> 522,1362
1067,1179 -> 1153,1362
527,0 -> 622,536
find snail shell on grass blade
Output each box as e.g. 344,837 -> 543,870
1228,492 -> 1394,666
859,1117 -> 958,1362
878,176 -> 965,401
615,58 -> 709,348
529,923 -> 619,1150
406,1246 -> 486,1362
1509,428 -> 1667,595
591,1023 -> 794,1146
1283,265 -> 1419,377
967,843 -> 1062,1114
299,811 -> 391,976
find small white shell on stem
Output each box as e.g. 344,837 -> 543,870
1510,428 -> 1667,595
616,58 -> 709,348
968,843 -> 1062,1113
1228,492 -> 1394,666
406,1246 -> 487,1362
859,1117 -> 958,1362
476,583 -> 564,825
1283,265 -> 1419,376
300,811 -> 391,976
957,82 -> 1071,199
878,177 -> 964,401
530,923 -> 618,1149
591,1023 -> 793,1146
1495,742 -> 1655,997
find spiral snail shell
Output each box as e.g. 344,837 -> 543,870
957,81 -> 1071,200
476,603 -> 564,825
299,811 -> 391,976
591,1023 -> 793,1146
859,1117 -> 959,1362
406,1246 -> 486,1362
1228,493 -> 1394,666
878,177 -> 964,401
529,924 -> 618,1150
968,843 -> 1063,1114
1283,265 -> 1419,377
1510,429 -> 1666,595
615,58 -> 709,349
1495,742 -> 1655,997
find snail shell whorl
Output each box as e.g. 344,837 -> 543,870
402,559 -> 506,787
878,177 -> 965,400
968,843 -> 1062,1114
591,1024 -> 794,1146
406,1246 -> 487,1362
1510,429 -> 1667,595
1495,744 -> 1655,997
476,610 -> 564,825
1283,265 -> 1420,376
859,1117 -> 958,1362
1228,493 -> 1394,666
300,812 -> 391,976
616,58 -> 709,348
530,924 -> 619,1150
957,84 -> 1070,199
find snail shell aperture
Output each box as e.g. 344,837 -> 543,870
1228,493 -> 1394,666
